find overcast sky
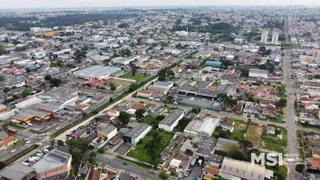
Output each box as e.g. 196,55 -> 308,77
1,0 -> 320,9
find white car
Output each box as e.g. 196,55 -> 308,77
22,162 -> 29,166
10,149 -> 16,153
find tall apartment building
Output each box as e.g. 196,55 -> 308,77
271,30 -> 279,44
260,30 -> 268,43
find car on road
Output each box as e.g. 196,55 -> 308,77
10,149 -> 16,153
123,162 -> 127,165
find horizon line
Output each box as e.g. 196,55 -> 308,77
0,4 -> 320,10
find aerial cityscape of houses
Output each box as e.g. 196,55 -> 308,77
0,4 -> 319,180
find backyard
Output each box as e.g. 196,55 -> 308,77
127,130 -> 174,164
245,125 -> 264,147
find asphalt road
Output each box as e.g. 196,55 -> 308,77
96,154 -> 177,180
283,49 -> 302,180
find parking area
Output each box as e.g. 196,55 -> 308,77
21,146 -> 51,167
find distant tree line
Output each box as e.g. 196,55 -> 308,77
1,13 -> 137,31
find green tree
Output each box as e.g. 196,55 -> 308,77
50,139 -> 56,148
135,109 -> 146,120
159,171 -> 169,180
295,164 -> 305,173
238,140 -> 253,154
3,87 -> 10,93
21,89 -> 32,98
109,83 -> 116,92
278,98 -> 287,108
44,75 -> 52,81
57,140 -> 64,148
129,61 -> 138,76
190,107 -> 201,114
50,78 -> 62,87
89,151 -> 97,158
118,111 -> 130,126
97,148 -> 105,154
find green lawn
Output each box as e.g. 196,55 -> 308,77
127,130 -> 174,164
119,72 -> 147,82
211,81 -> 220,86
230,120 -> 247,141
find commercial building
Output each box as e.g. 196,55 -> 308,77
198,117 -> 219,137
97,124 -> 117,141
37,87 -> 79,111
178,81 -> 237,100
32,150 -> 72,180
111,55 -> 140,65
219,157 -> 274,180
159,110 -> 185,132
73,65 -> 121,80
11,109 -> 52,124
184,117 -> 219,137
193,136 -> 217,159
249,69 -> 269,79
123,123 -> 152,144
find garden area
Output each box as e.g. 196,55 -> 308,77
127,129 -> 174,165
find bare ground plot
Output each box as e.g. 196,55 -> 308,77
107,78 -> 133,91
245,125 -> 264,148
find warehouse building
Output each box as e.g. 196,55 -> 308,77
73,65 -> 121,80
0,163 -> 36,180
32,150 -> 72,180
219,157 -> 274,180
159,110 -> 185,132
123,123 -> 152,144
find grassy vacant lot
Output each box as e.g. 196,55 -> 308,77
262,127 -> 288,154
127,130 -> 174,164
229,120 -> 247,141
245,125 -> 263,147
120,72 -> 146,82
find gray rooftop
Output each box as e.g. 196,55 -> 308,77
249,68 -> 269,75
124,123 -> 151,139
32,149 -> 71,173
74,65 -> 121,77
39,87 -> 78,103
98,123 -> 117,133
0,163 -> 36,180
159,110 -> 184,126
0,130 -> 8,141
194,136 -> 217,157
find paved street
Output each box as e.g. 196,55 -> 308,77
96,154 -> 177,180
283,49 -> 302,180
55,77 -> 158,142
